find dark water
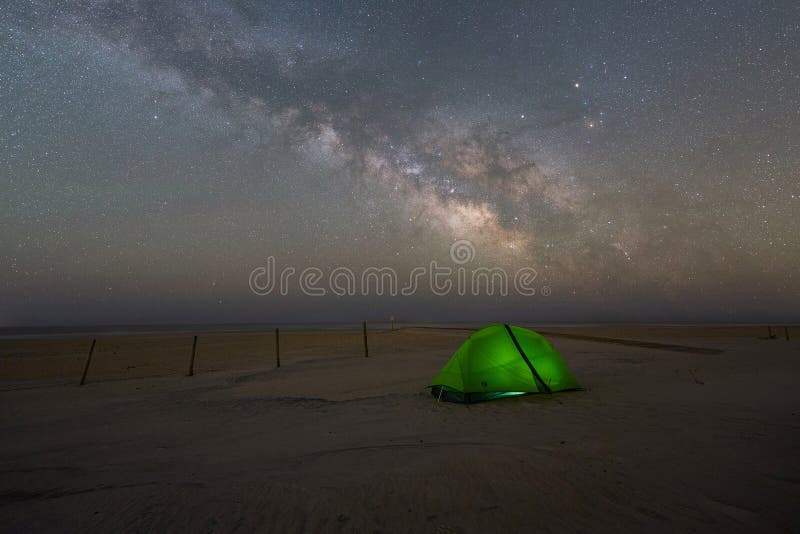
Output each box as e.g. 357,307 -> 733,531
0,323 -> 368,340
0,321 -> 765,340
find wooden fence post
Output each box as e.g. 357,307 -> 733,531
79,338 -> 97,386
363,321 -> 369,358
275,328 -> 280,367
187,335 -> 198,376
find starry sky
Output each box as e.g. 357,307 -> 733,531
1,1 -> 798,326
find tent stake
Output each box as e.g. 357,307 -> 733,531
187,335 -> 198,376
79,338 -> 97,386
363,321 -> 369,358
275,328 -> 280,367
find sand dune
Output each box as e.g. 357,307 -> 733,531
0,327 -> 798,532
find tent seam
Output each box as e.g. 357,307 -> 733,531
503,323 -> 552,394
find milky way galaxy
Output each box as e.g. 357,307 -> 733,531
1,1 -> 798,325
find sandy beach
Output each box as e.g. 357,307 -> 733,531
1,326 -> 798,532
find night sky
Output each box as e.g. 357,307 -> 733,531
2,1 -> 798,326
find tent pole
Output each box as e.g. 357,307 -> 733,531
503,324 -> 552,394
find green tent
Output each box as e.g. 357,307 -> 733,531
430,324 -> 580,403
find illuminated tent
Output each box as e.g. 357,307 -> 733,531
430,324 -> 580,403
